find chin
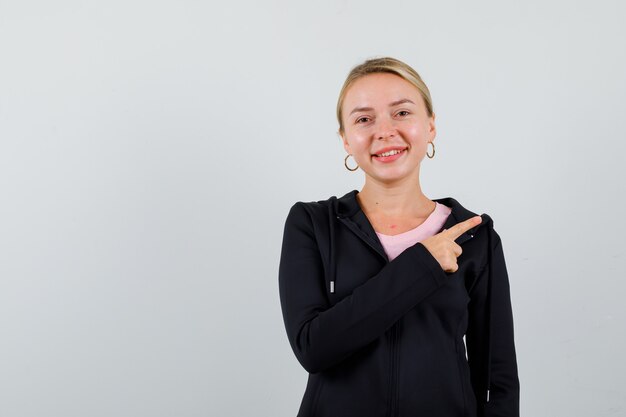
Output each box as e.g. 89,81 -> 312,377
370,166 -> 420,182
370,172 -> 411,183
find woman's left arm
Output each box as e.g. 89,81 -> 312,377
466,221 -> 520,417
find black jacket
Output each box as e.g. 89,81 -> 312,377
278,189 -> 520,417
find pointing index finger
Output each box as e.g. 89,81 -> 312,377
443,215 -> 482,240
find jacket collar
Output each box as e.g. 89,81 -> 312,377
334,189 -> 485,252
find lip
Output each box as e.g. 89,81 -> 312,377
371,146 -> 408,157
372,147 -> 408,163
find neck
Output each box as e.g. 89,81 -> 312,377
357,174 -> 433,218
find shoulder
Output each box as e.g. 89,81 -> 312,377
439,197 -> 510,263
286,194 -> 335,216
436,196 -> 497,235
283,195 -> 336,230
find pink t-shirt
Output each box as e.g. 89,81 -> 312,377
375,202 -> 452,261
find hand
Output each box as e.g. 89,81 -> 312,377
420,215 -> 482,273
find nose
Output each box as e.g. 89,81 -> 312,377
376,116 -> 397,140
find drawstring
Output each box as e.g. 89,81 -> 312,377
329,197 -> 338,294
486,218 -> 493,403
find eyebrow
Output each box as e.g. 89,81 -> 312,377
349,98 -> 415,115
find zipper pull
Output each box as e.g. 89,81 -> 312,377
486,388 -> 490,402
330,281 -> 335,293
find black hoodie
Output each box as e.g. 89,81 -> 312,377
278,189 -> 520,417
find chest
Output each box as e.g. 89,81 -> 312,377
326,222 -> 482,316
366,214 -> 428,236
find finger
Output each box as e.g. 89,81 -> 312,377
443,215 -> 482,240
452,242 -> 462,257
444,262 -> 459,273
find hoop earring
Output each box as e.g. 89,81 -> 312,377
426,141 -> 435,159
344,154 -> 359,171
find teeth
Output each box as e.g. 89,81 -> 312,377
378,149 -> 403,157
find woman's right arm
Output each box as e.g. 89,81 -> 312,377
278,202 -> 448,374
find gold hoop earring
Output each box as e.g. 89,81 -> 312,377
344,154 -> 359,171
426,141 -> 435,159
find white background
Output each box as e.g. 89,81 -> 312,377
1,1 -> 625,416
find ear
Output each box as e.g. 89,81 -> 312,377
339,131 -> 351,154
428,112 -> 437,141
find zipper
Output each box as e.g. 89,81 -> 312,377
390,319 -> 401,417
337,216 -> 401,417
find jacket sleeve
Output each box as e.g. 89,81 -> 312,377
278,202 -> 449,374
466,223 -> 520,417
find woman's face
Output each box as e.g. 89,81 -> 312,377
340,72 -> 436,184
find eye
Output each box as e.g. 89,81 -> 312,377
397,110 -> 410,117
355,116 -> 370,124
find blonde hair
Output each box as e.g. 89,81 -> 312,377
336,56 -> 434,135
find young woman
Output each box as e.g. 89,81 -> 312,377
278,57 -> 520,417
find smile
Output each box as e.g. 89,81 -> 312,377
372,148 -> 407,163
375,149 -> 404,157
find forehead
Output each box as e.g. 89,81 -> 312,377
343,72 -> 422,108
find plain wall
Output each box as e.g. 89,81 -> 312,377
1,1 -> 625,416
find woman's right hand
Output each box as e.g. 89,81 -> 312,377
420,215 -> 482,273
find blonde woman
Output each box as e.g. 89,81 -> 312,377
278,57 -> 519,417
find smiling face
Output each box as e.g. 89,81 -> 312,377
340,72 -> 436,184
